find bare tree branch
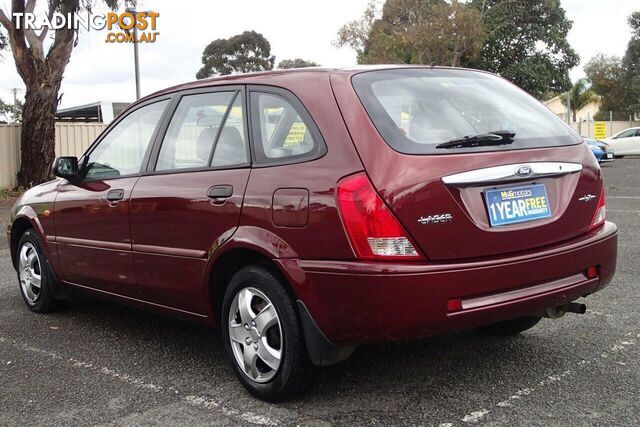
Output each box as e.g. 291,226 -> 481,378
38,0 -> 60,41
21,0 -> 44,59
0,8 -> 13,30
4,0 -> 39,85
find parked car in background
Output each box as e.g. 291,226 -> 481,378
585,138 -> 615,163
7,66 -> 618,402
603,127 -> 640,157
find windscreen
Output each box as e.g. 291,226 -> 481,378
352,68 -> 581,154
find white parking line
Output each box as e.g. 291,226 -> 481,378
0,336 -> 280,426
450,335 -> 638,425
607,196 -> 640,199
461,409 -> 490,423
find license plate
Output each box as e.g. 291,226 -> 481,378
485,184 -> 551,227
605,153 -> 613,159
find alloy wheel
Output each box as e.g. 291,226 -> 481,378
228,287 -> 283,383
19,242 -> 42,304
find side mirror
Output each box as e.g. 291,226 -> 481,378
52,156 -> 80,180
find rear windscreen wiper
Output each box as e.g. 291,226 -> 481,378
435,130 -> 516,149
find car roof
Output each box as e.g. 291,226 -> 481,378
139,64 -> 487,102
122,65 -> 498,118
143,67 -> 337,100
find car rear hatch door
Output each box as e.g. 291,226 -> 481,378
366,146 -> 602,261
331,67 -> 604,261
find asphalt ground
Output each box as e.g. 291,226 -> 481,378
0,159 -> 638,426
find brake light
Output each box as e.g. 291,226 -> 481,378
336,173 -> 422,259
590,186 -> 606,231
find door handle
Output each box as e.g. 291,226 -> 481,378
207,185 -> 233,199
106,189 -> 125,202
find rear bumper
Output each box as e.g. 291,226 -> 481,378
279,221 -> 617,345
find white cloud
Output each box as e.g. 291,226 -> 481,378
563,0 -> 638,81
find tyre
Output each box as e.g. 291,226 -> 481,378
477,316 -> 542,336
16,230 -> 61,313
221,264 -> 316,402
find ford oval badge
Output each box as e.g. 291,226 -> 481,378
515,165 -> 533,177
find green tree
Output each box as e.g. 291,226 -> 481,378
467,0 -> 579,99
196,31 -> 275,79
0,0 -> 120,187
622,11 -> 640,117
0,30 -> 6,52
585,54 -> 624,96
336,0 -> 487,67
336,0 -> 579,99
585,10 -> 640,121
0,98 -> 23,123
560,79 -> 597,122
584,54 -> 627,120
277,58 -> 319,69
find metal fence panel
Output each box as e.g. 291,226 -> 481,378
570,121 -> 640,139
0,123 -> 107,189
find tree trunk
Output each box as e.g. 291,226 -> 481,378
1,1 -> 76,188
17,78 -> 61,188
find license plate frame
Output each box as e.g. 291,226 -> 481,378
484,184 -> 552,227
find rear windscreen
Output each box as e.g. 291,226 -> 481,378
352,69 -> 581,155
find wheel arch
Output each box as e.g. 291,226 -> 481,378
9,212 -> 44,270
207,247 -> 297,325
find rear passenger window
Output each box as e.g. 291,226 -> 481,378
251,92 -> 323,163
156,91 -> 248,171
615,129 -> 636,139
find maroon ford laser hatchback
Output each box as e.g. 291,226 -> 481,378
8,66 -> 617,401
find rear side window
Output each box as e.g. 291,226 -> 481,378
250,91 -> 324,164
615,129 -> 638,139
352,69 -> 581,155
156,91 -> 248,171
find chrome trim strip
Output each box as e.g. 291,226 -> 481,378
460,273 -> 591,310
442,162 -> 583,186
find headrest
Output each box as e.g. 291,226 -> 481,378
217,126 -> 243,146
197,114 -> 220,127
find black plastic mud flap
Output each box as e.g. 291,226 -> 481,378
297,300 -> 357,367
46,260 -> 73,300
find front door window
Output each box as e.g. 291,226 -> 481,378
85,100 -> 169,179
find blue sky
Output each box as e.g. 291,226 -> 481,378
0,0 -> 637,108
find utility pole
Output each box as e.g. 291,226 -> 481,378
132,17 -> 141,100
10,88 -> 19,104
125,3 -> 142,100
609,111 -> 613,138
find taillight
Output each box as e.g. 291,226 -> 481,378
336,173 -> 423,260
590,186 -> 606,231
